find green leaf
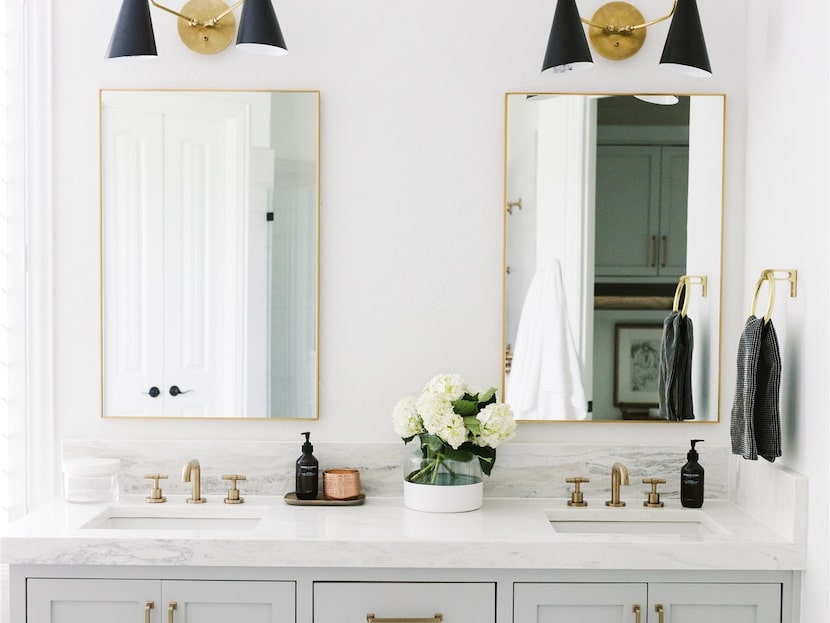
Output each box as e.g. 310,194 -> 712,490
442,447 -> 475,462
473,446 -> 497,476
463,415 -> 481,436
477,387 -> 497,404
452,398 -> 479,417
422,433 -> 446,455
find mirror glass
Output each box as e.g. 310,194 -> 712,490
503,93 -> 724,422
101,89 -> 319,419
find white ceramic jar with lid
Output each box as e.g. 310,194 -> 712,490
62,458 -> 121,503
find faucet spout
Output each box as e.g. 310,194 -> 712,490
606,462 -> 629,508
182,459 -> 206,504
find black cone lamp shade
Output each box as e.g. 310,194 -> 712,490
236,0 -> 288,56
542,0 -> 593,74
659,0 -> 711,77
106,0 -> 158,59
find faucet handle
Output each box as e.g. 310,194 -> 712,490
144,473 -> 168,504
222,474 -> 247,504
565,476 -> 590,507
642,478 -> 666,508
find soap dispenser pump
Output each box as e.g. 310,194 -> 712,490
680,439 -> 705,508
295,432 -> 319,500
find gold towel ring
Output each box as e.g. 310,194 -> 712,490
672,278 -> 690,317
750,272 -> 776,324
672,275 -> 707,318
750,269 -> 798,324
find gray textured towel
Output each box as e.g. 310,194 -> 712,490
658,311 -> 695,421
730,316 -> 782,461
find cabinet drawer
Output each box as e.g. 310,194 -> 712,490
314,582 -> 495,623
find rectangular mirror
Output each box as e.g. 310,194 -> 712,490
503,93 -> 724,423
100,89 -> 320,419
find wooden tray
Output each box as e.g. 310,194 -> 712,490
283,492 -> 366,506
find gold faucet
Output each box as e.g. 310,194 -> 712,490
182,459 -> 206,504
605,462 -> 629,507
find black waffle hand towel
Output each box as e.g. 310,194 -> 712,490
658,311 -> 695,421
730,316 -> 782,461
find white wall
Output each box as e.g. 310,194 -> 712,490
743,1 -> 829,621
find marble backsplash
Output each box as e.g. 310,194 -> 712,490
729,455 -> 808,543
63,439 -> 729,501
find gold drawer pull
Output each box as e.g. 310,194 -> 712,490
168,601 -> 177,623
655,603 -> 665,623
632,604 -> 641,623
145,601 -> 154,623
366,614 -> 443,623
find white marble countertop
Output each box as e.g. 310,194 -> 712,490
0,494 -> 805,571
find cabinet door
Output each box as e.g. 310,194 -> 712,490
649,583 -> 781,623
27,578 -> 161,623
314,582 -> 495,623
594,145 -> 662,278
657,146 -> 689,278
102,106 -> 166,418
161,580 -> 294,623
514,583 -> 647,623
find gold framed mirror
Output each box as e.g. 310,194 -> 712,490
100,89 -> 320,419
503,93 -> 724,423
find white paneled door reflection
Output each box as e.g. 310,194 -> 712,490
102,98 -> 245,418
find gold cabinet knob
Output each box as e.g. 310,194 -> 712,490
221,473 -> 247,504
144,473 -> 168,503
565,476 -> 590,507
642,477 -> 667,508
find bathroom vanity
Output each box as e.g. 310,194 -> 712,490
2,495 -> 804,623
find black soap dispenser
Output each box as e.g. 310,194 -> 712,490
680,439 -> 705,508
295,432 -> 319,500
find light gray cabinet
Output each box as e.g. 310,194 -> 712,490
14,569 -> 794,623
514,582 -> 781,623
595,144 -> 689,281
26,578 -> 295,623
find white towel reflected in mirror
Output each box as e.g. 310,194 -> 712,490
507,259 -> 587,420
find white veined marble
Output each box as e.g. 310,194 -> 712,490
62,439 -> 729,500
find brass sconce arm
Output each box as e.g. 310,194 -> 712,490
580,0 -> 677,33
149,0 -> 243,28
149,0 -> 199,25
203,0 -> 243,27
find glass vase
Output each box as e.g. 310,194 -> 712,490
403,448 -> 483,513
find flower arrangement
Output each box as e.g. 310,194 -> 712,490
392,374 -> 516,485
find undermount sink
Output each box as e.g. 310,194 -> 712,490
546,508 -> 728,537
81,505 -> 266,531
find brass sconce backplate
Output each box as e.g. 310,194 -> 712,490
588,1 -> 647,61
177,0 -> 236,54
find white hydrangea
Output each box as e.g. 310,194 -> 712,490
423,373 -> 467,402
416,392 -> 468,449
475,402 -> 517,448
391,396 -> 424,438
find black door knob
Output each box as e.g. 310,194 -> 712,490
147,386 -> 160,398
169,385 -> 192,397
